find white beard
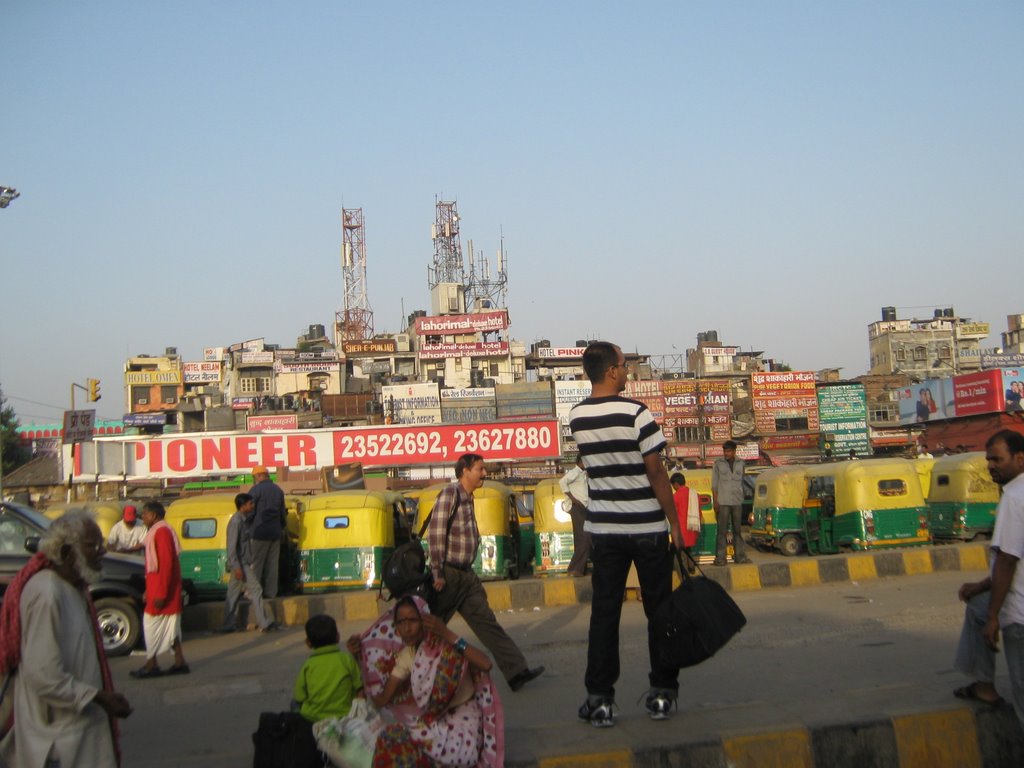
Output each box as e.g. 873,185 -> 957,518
74,553 -> 103,585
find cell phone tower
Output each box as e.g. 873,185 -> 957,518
465,232 -> 509,311
335,207 -> 374,345
427,199 -> 465,288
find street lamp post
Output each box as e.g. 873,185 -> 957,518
0,187 -> 17,499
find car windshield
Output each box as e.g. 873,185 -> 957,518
1,501 -> 52,530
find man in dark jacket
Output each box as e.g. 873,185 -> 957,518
249,466 -> 286,601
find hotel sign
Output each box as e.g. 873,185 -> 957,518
414,310 -> 509,336
125,370 -> 182,385
418,342 -> 509,360
343,340 -> 398,356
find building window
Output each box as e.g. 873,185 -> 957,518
774,416 -> 809,431
894,348 -> 906,362
869,403 -> 898,423
674,426 -> 710,443
939,345 -> 952,359
240,377 -> 272,393
132,386 -> 149,405
489,362 -> 500,376
160,386 -> 177,405
913,346 -> 927,361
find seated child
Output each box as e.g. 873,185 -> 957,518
293,614 -> 364,723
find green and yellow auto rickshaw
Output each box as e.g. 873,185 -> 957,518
165,494 -> 236,600
414,480 -> 521,580
296,490 -> 410,593
677,469 -> 720,564
44,501 -> 127,539
927,452 -> 999,541
166,493 -> 306,600
800,459 -> 930,553
912,457 -> 936,499
748,466 -> 811,556
532,478 -> 575,575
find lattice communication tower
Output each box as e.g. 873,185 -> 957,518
335,207 -> 374,344
465,234 -> 509,311
427,199 -> 465,288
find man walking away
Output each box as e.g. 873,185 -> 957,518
250,465 -> 286,610
570,341 -> 685,727
428,453 -> 545,692
559,459 -> 592,577
711,440 -> 751,565
952,429 -> 1024,723
218,493 -> 278,633
0,511 -> 133,766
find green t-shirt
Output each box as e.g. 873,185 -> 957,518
293,645 -> 363,723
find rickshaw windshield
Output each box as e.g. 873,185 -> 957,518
183,519 -> 217,539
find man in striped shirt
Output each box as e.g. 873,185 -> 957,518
427,453 -> 545,692
570,342 -> 684,727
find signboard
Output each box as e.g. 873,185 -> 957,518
183,361 -> 223,383
204,347 -> 225,362
125,370 -> 182,386
951,369 -> 1004,417
760,434 -> 819,451
240,351 -> 274,364
441,388 -> 497,424
67,419 -> 562,478
274,361 -> 341,374
1004,369 -> 1024,413
898,378 -> 953,424
751,372 -> 819,433
343,340 -> 398,356
123,412 -> 168,427
414,310 -> 509,336
247,414 -> 299,432
63,409 -> 96,444
418,342 -> 509,360
554,381 -> 592,427
982,352 -> 1024,369
232,397 -> 256,410
958,322 -> 990,337
817,384 -> 870,456
382,383 -> 442,425
495,382 -> 555,420
538,347 -> 586,359
361,360 -> 392,374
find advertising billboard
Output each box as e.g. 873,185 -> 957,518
183,361 -> 223,384
951,370 -> 1004,417
751,371 -> 819,433
817,383 -> 870,456
414,310 -> 509,335
898,378 -> 953,425
440,388 -> 498,424
1004,369 -> 1024,413
382,383 -> 442,425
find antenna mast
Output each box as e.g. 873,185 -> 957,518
335,207 -> 374,347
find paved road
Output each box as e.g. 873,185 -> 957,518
114,570 -> 987,766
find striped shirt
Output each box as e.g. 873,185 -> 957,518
569,395 -> 669,535
427,482 -> 480,578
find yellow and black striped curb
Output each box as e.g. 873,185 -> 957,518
182,544 -> 991,631
505,706 -> 1024,768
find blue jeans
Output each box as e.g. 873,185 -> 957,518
585,532 -> 678,700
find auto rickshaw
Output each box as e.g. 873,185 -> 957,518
414,480 -> 521,580
44,501 -> 128,539
927,452 -> 999,541
166,493 -> 306,601
912,457 -> 936,498
676,469 -> 721,564
748,466 -> 811,556
166,494 -> 237,601
296,490 -> 411,593
532,478 -> 575,575
800,459 -> 930,553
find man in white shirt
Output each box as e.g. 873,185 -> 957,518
953,429 -> 1024,724
107,505 -> 147,554
558,460 -> 592,577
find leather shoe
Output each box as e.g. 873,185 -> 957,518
129,666 -> 162,679
508,665 -> 545,692
261,622 -> 281,633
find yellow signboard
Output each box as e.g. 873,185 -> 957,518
125,370 -> 182,385
958,322 -> 990,337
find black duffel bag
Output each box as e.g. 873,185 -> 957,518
652,549 -> 747,669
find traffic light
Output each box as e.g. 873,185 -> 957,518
87,378 -> 101,402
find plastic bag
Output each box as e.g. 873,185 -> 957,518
313,699 -> 382,768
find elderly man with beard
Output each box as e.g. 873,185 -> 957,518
131,501 -> 189,678
0,510 -> 133,767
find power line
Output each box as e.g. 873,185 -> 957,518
5,394 -> 65,412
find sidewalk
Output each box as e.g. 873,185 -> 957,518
177,543 -> 1024,767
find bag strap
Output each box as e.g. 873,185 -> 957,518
674,547 -> 708,581
416,487 -> 459,542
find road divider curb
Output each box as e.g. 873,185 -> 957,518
507,706 -> 1024,767
182,543 -> 993,633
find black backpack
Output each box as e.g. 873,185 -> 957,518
381,490 -> 457,602
252,711 -> 321,768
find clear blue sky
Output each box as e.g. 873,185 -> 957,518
2,1 -> 1021,423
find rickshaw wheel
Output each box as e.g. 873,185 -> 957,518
779,534 -> 803,557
